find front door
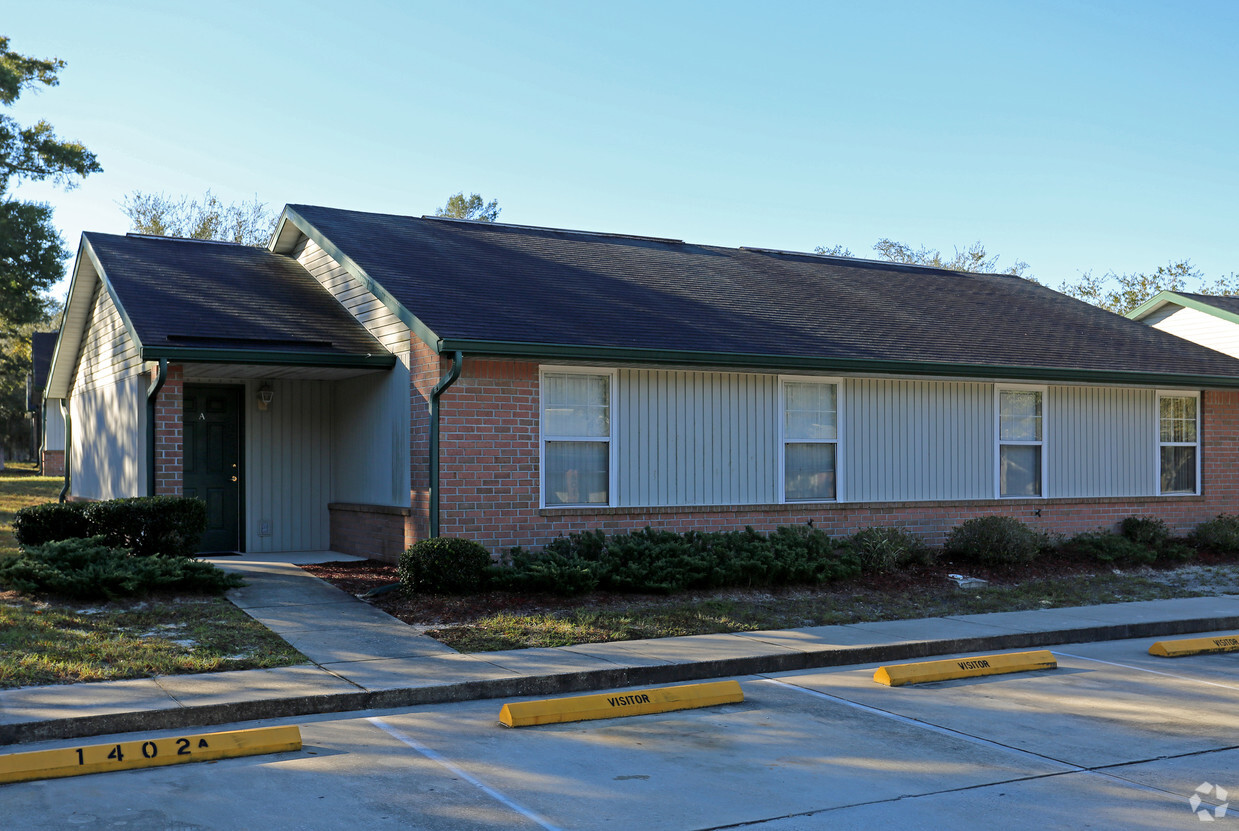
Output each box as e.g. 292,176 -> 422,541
183,385 -> 243,553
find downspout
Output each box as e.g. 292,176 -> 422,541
58,399 -> 71,503
145,359 -> 168,497
429,350 -> 463,539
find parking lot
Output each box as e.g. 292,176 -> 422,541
3,632 -> 1238,830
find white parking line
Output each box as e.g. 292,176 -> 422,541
1051,651 -> 1239,692
366,717 -> 563,831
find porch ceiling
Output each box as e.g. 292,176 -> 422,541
181,362 -> 388,381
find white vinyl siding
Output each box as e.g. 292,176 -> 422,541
43,403 -> 66,452
616,369 -> 778,506
543,368 -> 1187,509
68,282 -> 147,500
73,284 -> 143,393
293,237 -> 409,354
1048,386 -> 1155,497
1157,391 -> 1200,495
843,378 -> 993,502
1146,306 -> 1239,360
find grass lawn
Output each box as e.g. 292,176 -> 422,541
306,557 -> 1239,653
0,462 -> 60,558
0,464 -> 306,689
0,592 -> 304,689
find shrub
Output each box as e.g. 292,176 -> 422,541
0,537 -> 244,600
12,496 -> 206,556
845,527 -> 934,573
399,537 -> 493,595
488,525 -> 861,597
1119,516 -> 1171,552
489,546 -> 600,596
1064,530 -> 1156,565
12,502 -> 90,547
1191,514 -> 1239,554
944,516 -> 1048,566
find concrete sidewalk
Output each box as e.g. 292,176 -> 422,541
3,551 -> 1238,746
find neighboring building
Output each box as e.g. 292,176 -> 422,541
1127,291 -> 1239,361
44,208 -> 1239,558
28,331 -> 65,475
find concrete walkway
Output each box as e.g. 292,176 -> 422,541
3,551 -> 1238,746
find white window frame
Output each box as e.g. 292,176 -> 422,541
1156,390 -> 1201,496
995,384 -> 1047,499
778,375 -> 843,503
539,367 -> 618,509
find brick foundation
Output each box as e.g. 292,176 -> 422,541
329,502 -> 412,563
153,364 -> 184,496
435,359 -> 1239,553
41,450 -> 64,477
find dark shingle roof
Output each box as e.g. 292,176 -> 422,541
285,205 -> 1239,381
31,331 -> 58,391
84,233 -> 390,363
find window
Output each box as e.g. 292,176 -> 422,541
781,379 -> 838,502
542,371 -> 613,506
998,387 -> 1044,498
1158,392 -> 1199,495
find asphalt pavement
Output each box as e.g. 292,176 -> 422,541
2,551 -> 1238,747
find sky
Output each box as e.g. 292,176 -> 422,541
6,1 -> 1239,300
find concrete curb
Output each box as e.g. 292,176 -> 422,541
5,614 -> 1237,746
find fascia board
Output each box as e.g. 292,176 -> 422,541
1128,291 -> 1239,327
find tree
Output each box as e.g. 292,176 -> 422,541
435,192 -> 500,222
1056,261 -> 1239,315
120,190 -> 276,246
0,36 -> 100,333
815,238 -> 1030,278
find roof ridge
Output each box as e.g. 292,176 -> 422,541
420,214 -> 685,245
124,232 -> 246,246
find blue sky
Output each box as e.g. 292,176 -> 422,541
7,1 -> 1238,298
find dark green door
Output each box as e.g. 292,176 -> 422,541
183,385 -> 242,553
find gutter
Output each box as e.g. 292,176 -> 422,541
146,359 -> 168,497
58,400 -> 71,503
429,351 -> 463,539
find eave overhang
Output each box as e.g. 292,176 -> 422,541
438,338 -> 1239,389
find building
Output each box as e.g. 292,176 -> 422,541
43,207 -> 1239,558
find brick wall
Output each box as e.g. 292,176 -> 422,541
41,450 -> 64,477
153,364 -> 183,496
436,359 -> 1239,552
329,502 -> 411,563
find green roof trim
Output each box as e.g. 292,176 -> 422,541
439,337 -> 1239,389
139,346 -> 396,368
280,206 -> 444,353
1127,291 -> 1239,327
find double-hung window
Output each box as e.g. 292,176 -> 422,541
1158,392 -> 1199,495
541,370 -> 613,506
997,386 -> 1044,498
781,379 -> 839,502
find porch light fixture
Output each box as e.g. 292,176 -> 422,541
257,383 -> 274,411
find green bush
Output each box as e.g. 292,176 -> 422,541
944,516 -> 1048,566
1191,514 -> 1239,554
12,502 -> 90,547
1119,516 -> 1171,552
490,525 -> 861,597
0,537 -> 244,600
12,496 -> 206,556
1064,530 -> 1156,565
399,537 -> 493,595
490,546 -> 600,596
845,527 -> 934,573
